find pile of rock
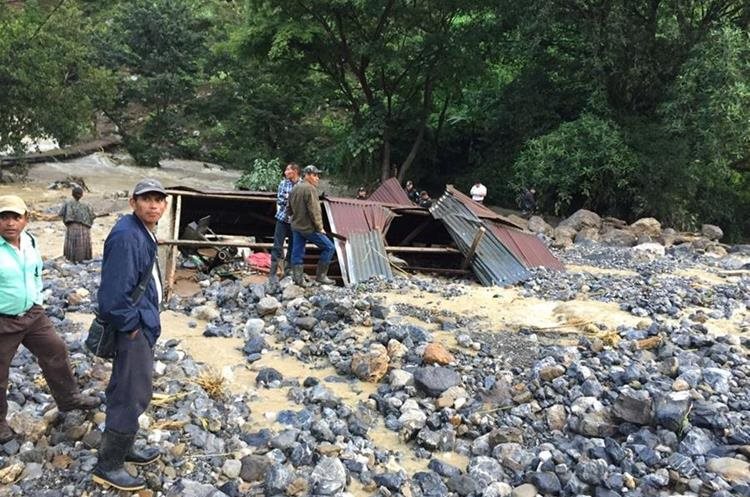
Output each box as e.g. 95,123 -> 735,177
525,209 -> 727,255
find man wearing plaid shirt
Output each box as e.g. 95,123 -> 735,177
269,162 -> 301,283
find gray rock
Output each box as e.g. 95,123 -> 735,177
510,483 -> 537,497
679,428 -> 716,457
166,479 -> 229,497
256,296 -> 281,316
613,386 -> 653,425
703,367 -> 732,393
240,454 -> 271,482
243,318 -> 265,338
600,229 -> 636,247
468,456 -> 504,487
310,457 -> 347,495
654,392 -> 691,432
413,366 -> 461,396
222,459 -> 242,479
256,368 -> 283,386
412,471 -> 449,497
264,464 -> 294,496
528,471 -> 561,494
701,224 -> 723,241
559,209 -> 602,232
483,482 -> 513,497
390,369 -> 414,388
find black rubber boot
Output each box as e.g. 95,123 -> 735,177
292,265 -> 307,287
268,259 -> 279,284
92,430 -> 146,491
126,444 -> 160,465
315,262 -> 335,285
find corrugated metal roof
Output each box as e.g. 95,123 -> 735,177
323,199 -> 397,286
345,231 -> 393,284
323,198 -> 397,236
445,185 -> 524,229
368,177 -> 414,206
487,222 -> 565,271
431,194 -> 530,286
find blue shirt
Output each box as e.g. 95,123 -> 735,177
0,232 -> 43,315
275,178 -> 298,223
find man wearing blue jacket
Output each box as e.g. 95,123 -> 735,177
92,179 -> 167,491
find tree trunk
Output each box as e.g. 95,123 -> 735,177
380,126 -> 391,181
397,124 -> 425,184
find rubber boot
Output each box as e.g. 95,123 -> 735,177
292,265 -> 307,287
0,421 -> 15,444
126,444 -> 160,465
315,262 -> 335,285
57,393 -> 101,412
92,430 -> 146,491
268,259 -> 279,284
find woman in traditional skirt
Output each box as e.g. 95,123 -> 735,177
59,186 -> 96,263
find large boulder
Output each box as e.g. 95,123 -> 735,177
629,217 -> 662,238
558,209 -> 602,232
600,229 -> 636,247
701,224 -> 723,241
552,225 -> 577,248
527,216 -> 553,237
574,227 -> 600,244
350,343 -> 390,382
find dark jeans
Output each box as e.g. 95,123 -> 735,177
291,231 -> 334,265
0,305 -> 79,424
105,330 -> 154,434
271,220 -> 293,264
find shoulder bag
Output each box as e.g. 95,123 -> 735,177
85,258 -> 156,359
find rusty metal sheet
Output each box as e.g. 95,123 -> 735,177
324,199 -> 397,285
431,194 -> 529,286
368,177 -> 414,206
345,230 -> 393,284
445,185 -> 524,229
487,222 -> 565,271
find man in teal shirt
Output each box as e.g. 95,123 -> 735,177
0,195 -> 99,442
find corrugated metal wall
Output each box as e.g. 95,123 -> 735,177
431,194 -> 530,286
344,231 -> 393,284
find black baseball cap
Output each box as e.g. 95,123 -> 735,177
132,178 -> 167,197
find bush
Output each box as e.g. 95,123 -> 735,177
514,113 -> 639,217
235,157 -> 283,191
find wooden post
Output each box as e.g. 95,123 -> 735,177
461,227 -> 485,270
163,194 -> 182,299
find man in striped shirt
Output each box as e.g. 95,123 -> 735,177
269,162 -> 301,284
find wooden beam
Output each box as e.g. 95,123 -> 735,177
460,227 -> 485,270
164,190 -> 276,202
399,219 -> 432,245
164,194 -> 182,299
157,239 -> 460,254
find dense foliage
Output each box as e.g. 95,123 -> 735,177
2,0 -> 748,238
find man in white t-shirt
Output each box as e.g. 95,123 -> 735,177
470,181 -> 487,203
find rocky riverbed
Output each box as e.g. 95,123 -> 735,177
1,240 -> 749,497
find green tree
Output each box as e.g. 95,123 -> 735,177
242,0 -> 505,182
514,113 -> 639,216
660,25 -> 750,236
95,0 -> 208,165
0,1 -> 112,154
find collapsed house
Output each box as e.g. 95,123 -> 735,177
155,178 -> 563,296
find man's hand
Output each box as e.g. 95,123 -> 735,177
128,329 -> 140,339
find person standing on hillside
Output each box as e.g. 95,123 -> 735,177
404,180 -> 420,204
59,186 -> 96,263
0,195 -> 100,444
470,181 -> 487,204
287,165 -> 335,286
92,179 -> 167,491
269,162 -> 301,284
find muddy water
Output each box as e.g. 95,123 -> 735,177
378,284 -> 648,334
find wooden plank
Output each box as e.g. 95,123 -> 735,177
157,238 -> 460,254
399,219 -> 432,245
164,190 -> 276,202
460,226 -> 486,270
164,194 -> 182,298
